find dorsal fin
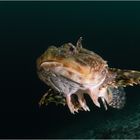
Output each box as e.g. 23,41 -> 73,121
76,37 -> 83,49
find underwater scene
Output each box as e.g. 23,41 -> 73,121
0,1 -> 140,139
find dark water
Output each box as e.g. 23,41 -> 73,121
0,1 -> 140,138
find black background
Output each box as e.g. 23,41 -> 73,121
0,2 -> 140,138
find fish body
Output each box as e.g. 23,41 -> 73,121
37,37 -> 140,114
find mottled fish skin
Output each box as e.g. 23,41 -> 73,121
109,68 -> 140,87
37,37 -> 140,114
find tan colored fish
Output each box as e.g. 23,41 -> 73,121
37,37 -> 140,114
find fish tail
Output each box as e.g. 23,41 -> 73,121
109,68 -> 140,87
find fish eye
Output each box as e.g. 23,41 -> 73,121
67,43 -> 76,52
69,45 -> 75,52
